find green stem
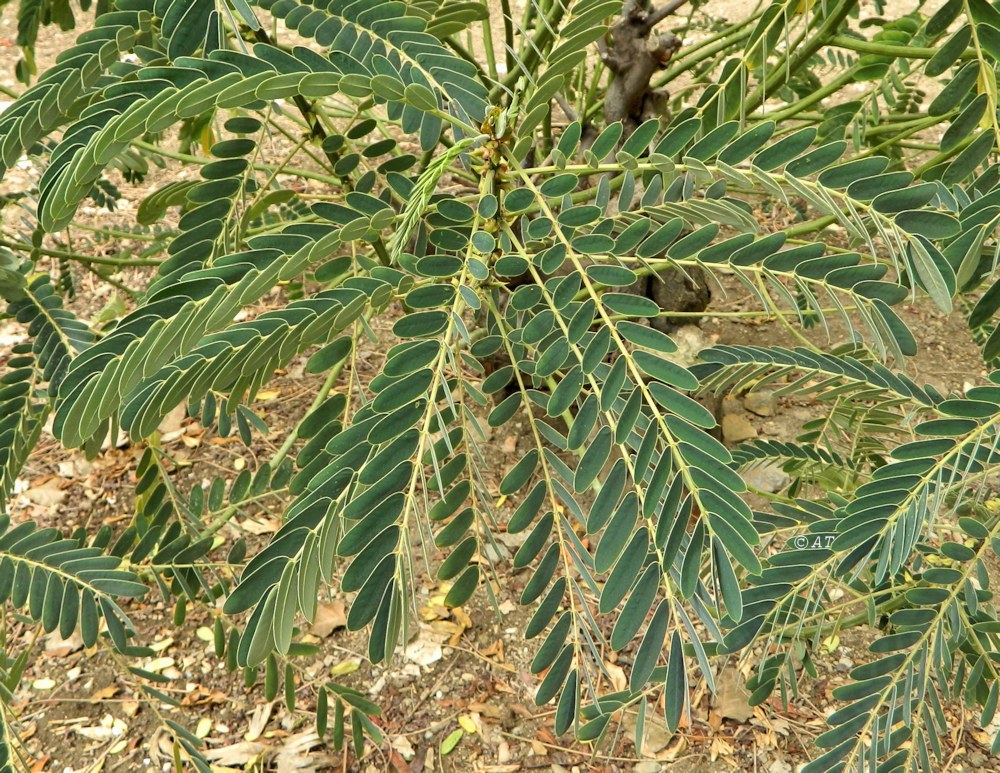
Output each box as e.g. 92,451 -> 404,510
759,69 -> 856,123
783,214 -> 838,238
272,359 -> 346,469
493,0 -> 569,98
778,589 -> 907,641
827,34 -> 969,60
132,139 -> 341,186
914,131 -> 977,178
0,238 -> 161,267
478,16 -> 499,83
654,18 -> 757,88
744,0 -> 858,115
501,0 -> 515,77
68,223 -> 164,242
79,264 -> 141,298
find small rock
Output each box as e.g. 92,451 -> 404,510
635,763 -> 662,773
722,414 -> 757,444
741,463 -> 789,493
743,390 -> 777,416
720,395 -> 742,416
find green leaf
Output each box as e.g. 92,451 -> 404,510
928,60 -> 980,115
440,728 -> 463,755
926,24 -> 972,77
664,629 -> 686,731
895,210 -> 960,239
575,426 -> 613,492
610,562 -> 660,650
633,351 -> 699,391
752,127 -> 817,171
943,130 -> 996,184
718,121 -> 775,165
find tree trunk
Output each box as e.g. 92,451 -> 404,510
602,0 -> 683,134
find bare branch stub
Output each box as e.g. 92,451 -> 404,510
603,0 -> 684,134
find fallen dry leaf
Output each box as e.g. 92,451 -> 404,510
44,630 -> 83,657
481,639 -> 504,663
157,405 -> 188,442
390,734 -> 416,760
93,685 -> 120,700
404,631 -> 443,666
239,517 -> 279,535
451,606 -> 473,630
710,735 -> 735,762
605,661 -> 627,693
244,703 -> 272,742
624,712 -> 673,755
310,601 -> 347,637
655,734 -> 688,761
468,702 -> 504,720
274,731 -> 333,773
713,667 -> 754,723
204,741 -> 267,766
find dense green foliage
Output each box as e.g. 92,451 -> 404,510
2,0 -> 1000,770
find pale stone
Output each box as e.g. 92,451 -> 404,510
722,414 -> 757,444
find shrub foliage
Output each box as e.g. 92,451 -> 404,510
2,0 -> 1000,770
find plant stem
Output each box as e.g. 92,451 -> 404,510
913,131 -> 977,178
776,591 -> 907,641
744,0 -> 859,116
654,15 -> 759,87
67,222 -> 164,242
0,238 -> 161,267
493,0 -> 569,98
758,69 -> 856,123
131,139 -> 341,186
271,359 -> 346,469
827,34 -> 969,60
500,0 -> 515,77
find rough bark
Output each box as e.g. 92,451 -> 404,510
602,0 -> 683,134
647,265 -> 711,333
602,0 -> 712,327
